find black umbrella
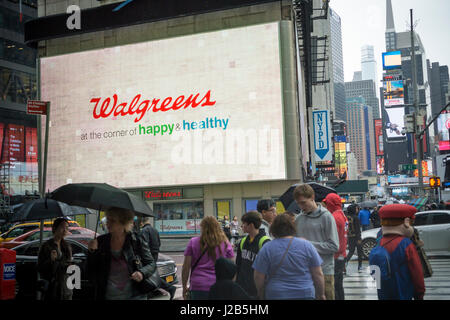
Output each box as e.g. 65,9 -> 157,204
9,198 -> 94,245
50,183 -> 154,237
358,200 -> 377,208
9,199 -> 92,223
280,182 -> 337,214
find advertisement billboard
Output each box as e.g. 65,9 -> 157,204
436,110 -> 450,152
382,51 -> 402,70
374,119 -> 384,156
376,157 -> 385,175
383,80 -> 404,107
40,22 -> 287,190
334,136 -> 347,177
383,107 -> 406,141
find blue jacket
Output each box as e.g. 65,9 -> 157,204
358,209 -> 371,226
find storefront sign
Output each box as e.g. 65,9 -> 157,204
144,190 -> 183,200
155,219 -> 201,234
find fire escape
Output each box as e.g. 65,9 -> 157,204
293,0 -> 331,180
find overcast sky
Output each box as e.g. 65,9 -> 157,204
329,0 -> 450,83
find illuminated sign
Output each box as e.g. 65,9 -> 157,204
374,119 -> 384,156
437,110 -> 450,151
40,22 -> 287,190
383,80 -> 404,107
144,189 -> 183,200
382,51 -> 402,70
383,107 -> 406,140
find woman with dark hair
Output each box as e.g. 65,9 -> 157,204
182,216 -> 234,300
87,207 -> 156,300
37,217 -> 73,300
252,214 -> 325,300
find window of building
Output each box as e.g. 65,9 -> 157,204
244,199 -> 260,213
215,199 -> 232,221
153,201 -> 203,234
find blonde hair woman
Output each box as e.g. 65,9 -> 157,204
87,207 -> 156,300
182,216 -> 234,300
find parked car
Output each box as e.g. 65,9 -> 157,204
0,220 -> 80,243
360,210 -> 450,259
12,238 -> 178,300
0,227 -> 98,249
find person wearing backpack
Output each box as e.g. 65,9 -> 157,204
236,211 -> 271,298
369,204 -> 425,300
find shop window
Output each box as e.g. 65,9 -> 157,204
153,202 -> 203,234
273,199 -> 286,214
215,200 -> 232,222
244,199 -> 259,213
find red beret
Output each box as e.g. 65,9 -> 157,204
379,204 -> 417,220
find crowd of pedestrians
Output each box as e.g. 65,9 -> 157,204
33,184 -> 427,301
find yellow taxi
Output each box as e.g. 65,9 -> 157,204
0,220 -> 80,243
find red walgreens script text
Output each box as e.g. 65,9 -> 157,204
90,90 -> 216,123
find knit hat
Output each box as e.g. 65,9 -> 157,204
379,204 -> 417,226
215,257 -> 237,280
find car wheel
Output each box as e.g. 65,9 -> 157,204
362,238 -> 377,260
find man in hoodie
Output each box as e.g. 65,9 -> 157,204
323,193 -> 348,300
208,257 -> 252,300
293,184 -> 339,300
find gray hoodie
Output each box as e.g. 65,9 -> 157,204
294,204 -> 339,275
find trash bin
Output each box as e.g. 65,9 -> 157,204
0,248 -> 16,300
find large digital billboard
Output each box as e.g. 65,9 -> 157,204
374,119 -> 384,156
383,80 -> 404,107
40,23 -> 287,190
436,110 -> 450,152
382,51 -> 402,70
383,107 -> 406,140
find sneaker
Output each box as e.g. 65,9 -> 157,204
358,266 -> 363,273
168,286 -> 176,300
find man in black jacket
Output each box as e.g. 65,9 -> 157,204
140,217 -> 176,300
345,204 -> 363,272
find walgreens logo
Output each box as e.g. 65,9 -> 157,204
90,90 -> 216,123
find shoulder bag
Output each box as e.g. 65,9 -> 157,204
130,232 -> 162,294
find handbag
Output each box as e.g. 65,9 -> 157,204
130,233 -> 162,294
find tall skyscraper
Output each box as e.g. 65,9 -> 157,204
361,45 -> 378,85
345,79 -> 380,120
346,97 -> 375,173
385,0 -> 397,52
329,7 -> 346,122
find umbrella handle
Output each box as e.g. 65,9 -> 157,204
94,206 -> 101,239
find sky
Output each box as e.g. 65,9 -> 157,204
330,0 -> 450,83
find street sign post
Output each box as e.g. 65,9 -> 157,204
26,100 -> 49,115
312,110 -> 332,162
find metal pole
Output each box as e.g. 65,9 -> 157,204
36,58 -> 43,198
42,103 -> 50,198
410,9 -> 423,196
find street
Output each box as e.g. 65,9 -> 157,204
164,252 -> 450,300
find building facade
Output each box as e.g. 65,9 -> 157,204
345,79 -> 380,120
26,0 -> 306,236
0,0 -> 38,207
346,97 -> 375,173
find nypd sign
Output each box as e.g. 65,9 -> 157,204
312,110 -> 332,162
3,263 -> 15,280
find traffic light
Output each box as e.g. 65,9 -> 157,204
429,176 -> 441,189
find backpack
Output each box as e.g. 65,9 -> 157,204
369,237 -> 415,300
240,235 -> 270,252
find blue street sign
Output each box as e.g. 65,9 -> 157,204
313,110 -> 331,161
